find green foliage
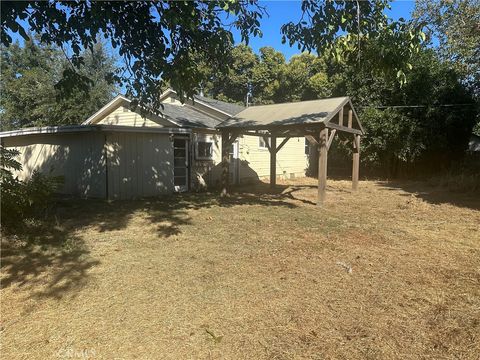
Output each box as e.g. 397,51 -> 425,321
0,37 -> 117,130
1,0 -> 424,104
1,1 -> 265,108
413,0 -> 480,94
203,47 -> 333,105
0,145 -> 62,231
351,48 -> 478,176
281,0 -> 425,84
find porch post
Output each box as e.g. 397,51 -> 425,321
221,129 -> 230,196
352,134 -> 360,191
318,127 -> 328,206
270,135 -> 277,188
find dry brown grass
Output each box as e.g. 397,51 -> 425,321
1,179 -> 479,359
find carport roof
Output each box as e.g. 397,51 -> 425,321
218,97 -> 351,129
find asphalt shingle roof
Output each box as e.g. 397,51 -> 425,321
161,103 -> 222,129
218,97 -> 349,129
194,95 -> 245,116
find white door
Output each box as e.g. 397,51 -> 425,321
229,141 -> 239,185
173,138 -> 189,192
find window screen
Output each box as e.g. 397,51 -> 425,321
197,141 -> 213,159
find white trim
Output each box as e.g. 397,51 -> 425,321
160,88 -> 234,117
158,88 -> 177,102
0,124 -> 192,139
190,98 -> 233,117
195,140 -> 214,161
82,94 -> 181,128
82,95 -> 130,125
258,136 -> 270,150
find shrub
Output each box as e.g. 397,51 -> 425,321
0,145 -> 63,231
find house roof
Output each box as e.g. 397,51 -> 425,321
0,124 -> 191,138
193,94 -> 245,116
159,88 -> 245,116
161,102 -> 222,128
83,95 -> 222,129
218,97 -> 354,129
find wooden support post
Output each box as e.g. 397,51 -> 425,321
276,137 -> 290,152
318,127 -> 328,206
352,134 -> 360,191
326,129 -> 336,150
338,107 -> 344,126
348,109 -> 353,128
270,135 -> 277,188
221,129 -> 230,197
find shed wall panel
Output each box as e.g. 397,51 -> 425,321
2,133 -> 106,198
106,132 -> 174,199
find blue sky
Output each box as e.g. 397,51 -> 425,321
230,0 -> 415,60
9,1 -> 416,59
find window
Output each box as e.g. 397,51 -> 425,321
258,136 -> 270,149
196,141 -> 213,160
305,137 -> 310,155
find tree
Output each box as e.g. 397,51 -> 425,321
252,47 -> 286,104
413,0 -> 480,94
277,53 -> 333,102
0,38 -> 117,129
1,1 -> 265,108
2,1 -> 425,105
208,44 -> 259,104
203,45 -> 287,105
344,48 -> 478,176
281,0 -> 425,85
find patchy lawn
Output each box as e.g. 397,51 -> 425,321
2,179 -> 479,359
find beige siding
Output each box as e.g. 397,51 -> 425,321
239,135 -> 307,182
191,132 -> 222,188
190,132 -> 308,187
98,105 -> 173,127
106,132 -> 174,199
3,133 -> 106,198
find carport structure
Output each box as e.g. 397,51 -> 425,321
217,97 -> 365,206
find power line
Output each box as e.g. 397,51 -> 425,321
358,103 -> 477,109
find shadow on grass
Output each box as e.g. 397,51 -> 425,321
1,224 -> 99,300
376,181 -> 480,211
1,183 -> 306,299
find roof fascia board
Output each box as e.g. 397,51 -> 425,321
0,124 -> 193,139
82,95 -> 130,125
83,94 -> 181,128
160,87 -> 234,117
0,125 -> 99,138
348,99 -> 365,134
189,99 -> 233,117
322,97 -> 350,127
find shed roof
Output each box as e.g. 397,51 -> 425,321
218,97 -> 350,129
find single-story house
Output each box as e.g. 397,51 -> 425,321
1,90 -> 314,199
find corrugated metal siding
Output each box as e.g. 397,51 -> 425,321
106,132 -> 174,199
3,133 -> 106,198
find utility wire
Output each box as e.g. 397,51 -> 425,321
358,103 -> 477,109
